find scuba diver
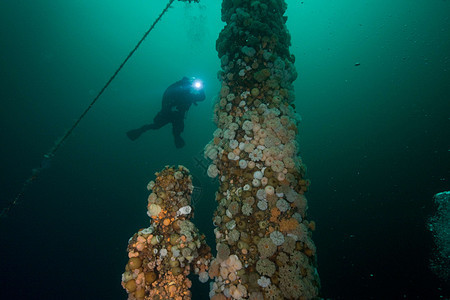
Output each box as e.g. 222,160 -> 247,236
127,76 -> 205,148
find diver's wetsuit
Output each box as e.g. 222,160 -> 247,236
127,77 -> 205,148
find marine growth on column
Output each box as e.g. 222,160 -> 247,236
204,0 -> 320,299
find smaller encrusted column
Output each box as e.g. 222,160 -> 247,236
121,166 -> 211,300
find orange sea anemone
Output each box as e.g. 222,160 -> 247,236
279,218 -> 299,233
269,207 -> 281,223
308,220 -> 316,231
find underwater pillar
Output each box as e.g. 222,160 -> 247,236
204,0 -> 320,299
121,166 -> 212,300
428,191 -> 450,283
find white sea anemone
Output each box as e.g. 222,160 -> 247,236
293,212 -> 303,223
249,149 -> 263,161
148,192 -> 157,203
258,129 -> 267,138
207,164 -> 219,178
257,276 -> 271,288
228,151 -> 236,160
277,172 -> 286,182
226,220 -> 236,230
265,185 -> 275,195
148,204 -> 161,217
229,139 -> 239,149
239,159 -> 248,169
177,205 -> 192,216
252,178 -> 261,187
244,143 -> 255,153
223,129 -> 236,140
147,180 -> 155,191
226,93 -> 235,101
257,200 -> 268,211
242,203 -> 253,216
276,199 -> 290,212
229,122 -> 239,131
242,120 -> 253,131
205,145 -> 218,160
199,271 -> 209,283
253,170 -> 263,180
271,160 -> 285,172
174,171 -> 183,180
253,123 -> 261,132
171,247 -> 180,257
256,189 -> 266,200
160,248 -> 168,257
269,230 -> 285,246
226,254 -> 243,271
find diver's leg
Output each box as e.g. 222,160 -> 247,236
126,111 -> 169,141
148,111 -> 170,129
172,117 -> 185,148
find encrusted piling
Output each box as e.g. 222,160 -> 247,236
204,0 -> 320,299
122,166 -> 211,300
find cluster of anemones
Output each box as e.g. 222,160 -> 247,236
204,0 -> 320,298
121,166 -> 211,300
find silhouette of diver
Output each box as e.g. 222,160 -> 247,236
127,77 -> 205,148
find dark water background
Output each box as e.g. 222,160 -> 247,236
0,0 -> 449,299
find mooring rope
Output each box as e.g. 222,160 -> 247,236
0,0 -> 176,219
